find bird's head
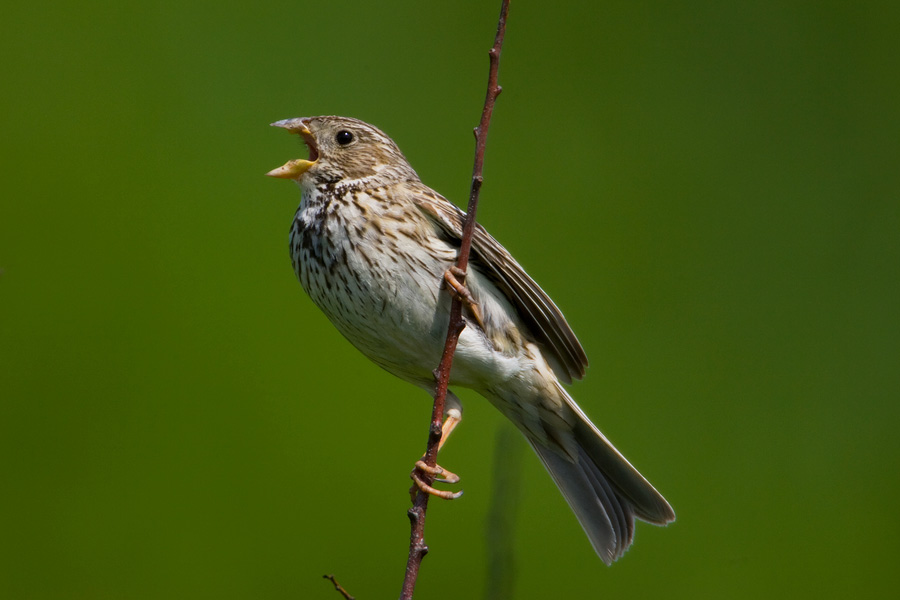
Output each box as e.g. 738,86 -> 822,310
267,116 -> 417,186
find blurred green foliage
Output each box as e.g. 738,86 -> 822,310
2,1 -> 898,598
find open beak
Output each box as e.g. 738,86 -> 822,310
267,118 -> 319,179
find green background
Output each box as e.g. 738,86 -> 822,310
2,1 -> 898,598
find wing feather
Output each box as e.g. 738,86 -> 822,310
414,189 -> 588,382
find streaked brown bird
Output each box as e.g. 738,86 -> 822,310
268,115 -> 674,563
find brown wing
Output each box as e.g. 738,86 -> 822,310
415,188 -> 589,383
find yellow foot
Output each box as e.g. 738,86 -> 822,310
410,460 -> 463,501
443,267 -> 486,330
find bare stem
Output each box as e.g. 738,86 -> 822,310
398,1 -> 510,599
323,574 -> 355,600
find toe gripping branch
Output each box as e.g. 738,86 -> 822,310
443,267 -> 486,330
410,461 -> 462,500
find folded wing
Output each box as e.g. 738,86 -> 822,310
415,188 -> 589,383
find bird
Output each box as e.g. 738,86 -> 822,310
267,115 -> 674,563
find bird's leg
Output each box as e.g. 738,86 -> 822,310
443,266 -> 486,330
410,409 -> 464,500
438,409 -> 461,451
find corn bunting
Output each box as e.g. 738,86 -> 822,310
268,116 -> 674,563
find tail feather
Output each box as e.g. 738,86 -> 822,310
571,415 -> 675,525
523,385 -> 675,563
559,384 -> 675,525
528,440 -> 635,564
580,446 -> 635,546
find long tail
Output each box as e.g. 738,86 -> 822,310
523,385 -> 675,564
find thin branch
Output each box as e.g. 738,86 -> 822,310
399,1 -> 510,599
323,574 -> 355,600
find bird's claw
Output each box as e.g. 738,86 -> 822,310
414,460 -> 461,484
410,460 -> 463,501
443,267 -> 485,330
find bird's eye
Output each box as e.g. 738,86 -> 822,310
336,130 -> 354,145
